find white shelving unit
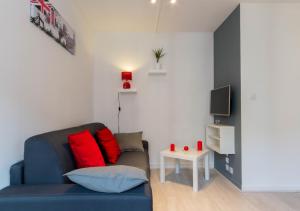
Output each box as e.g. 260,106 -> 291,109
206,124 -> 235,154
148,70 -> 167,75
118,88 -> 137,93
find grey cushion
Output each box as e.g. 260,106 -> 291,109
115,151 -> 150,179
65,166 -> 148,193
115,132 -> 144,152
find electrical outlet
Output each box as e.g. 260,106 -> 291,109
229,167 -> 234,175
225,157 -> 229,163
225,164 -> 229,171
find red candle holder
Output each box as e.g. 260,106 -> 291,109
197,140 -> 203,151
170,144 -> 175,152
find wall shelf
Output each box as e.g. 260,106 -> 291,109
148,70 -> 167,75
118,88 -> 137,93
206,124 -> 235,154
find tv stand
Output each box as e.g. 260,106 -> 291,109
206,124 -> 235,154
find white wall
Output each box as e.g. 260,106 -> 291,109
0,0 -> 94,188
93,33 -> 214,168
241,3 -> 300,191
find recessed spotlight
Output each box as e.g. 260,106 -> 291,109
170,0 -> 176,4
150,0 -> 157,4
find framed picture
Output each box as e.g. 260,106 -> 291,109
30,0 -> 75,55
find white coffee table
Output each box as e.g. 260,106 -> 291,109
160,148 -> 210,192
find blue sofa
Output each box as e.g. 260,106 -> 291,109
0,123 -> 152,211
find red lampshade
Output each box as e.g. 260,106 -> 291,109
121,71 -> 132,81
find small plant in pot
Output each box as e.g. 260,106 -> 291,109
153,48 -> 166,70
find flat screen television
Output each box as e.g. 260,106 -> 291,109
210,85 -> 231,116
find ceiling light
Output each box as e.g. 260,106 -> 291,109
170,0 -> 176,4
150,0 -> 157,4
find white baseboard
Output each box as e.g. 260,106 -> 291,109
214,168 -> 242,191
150,163 -> 300,192
215,169 -> 300,192
242,185 -> 300,192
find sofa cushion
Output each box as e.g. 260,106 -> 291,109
114,151 -> 150,179
65,166 -> 148,193
114,132 -> 144,152
0,184 -> 152,211
68,130 -> 106,168
96,128 -> 121,164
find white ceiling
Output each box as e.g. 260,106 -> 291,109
74,0 -> 300,32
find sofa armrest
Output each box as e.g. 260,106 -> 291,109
142,140 -> 148,151
10,161 -> 24,185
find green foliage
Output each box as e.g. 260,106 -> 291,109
153,48 -> 166,63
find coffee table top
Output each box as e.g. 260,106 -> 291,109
160,148 -> 210,161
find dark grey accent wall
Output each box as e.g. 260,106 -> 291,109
214,6 -> 242,188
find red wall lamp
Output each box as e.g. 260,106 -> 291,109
121,71 -> 132,89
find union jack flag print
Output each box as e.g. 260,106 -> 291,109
30,0 -> 75,55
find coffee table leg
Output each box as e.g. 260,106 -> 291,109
204,154 -> 210,180
175,159 -> 180,174
160,154 -> 165,183
193,158 -> 198,192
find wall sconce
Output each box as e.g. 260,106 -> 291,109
121,71 -> 132,89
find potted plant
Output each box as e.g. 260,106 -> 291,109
153,48 -> 166,70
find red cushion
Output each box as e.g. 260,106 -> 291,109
96,128 -> 121,164
68,130 -> 105,168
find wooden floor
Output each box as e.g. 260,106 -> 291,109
150,169 -> 300,211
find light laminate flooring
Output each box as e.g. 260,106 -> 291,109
150,169 -> 300,211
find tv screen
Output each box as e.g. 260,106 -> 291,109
210,85 -> 231,116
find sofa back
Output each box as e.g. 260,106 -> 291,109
24,123 -> 106,185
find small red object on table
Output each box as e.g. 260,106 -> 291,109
170,144 -> 175,152
197,140 -> 203,151
183,146 -> 189,151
